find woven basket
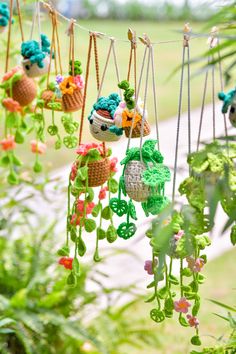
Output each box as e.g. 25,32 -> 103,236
124,160 -> 150,202
22,56 -> 50,78
87,158 -> 110,187
41,89 -> 62,111
89,110 -> 121,142
124,119 -> 151,138
62,88 -> 83,113
7,75 -> 37,106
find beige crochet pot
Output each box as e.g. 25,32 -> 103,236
89,110 -> 121,142
124,160 -> 150,202
22,56 -> 50,78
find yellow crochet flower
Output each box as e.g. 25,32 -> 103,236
121,109 -> 141,128
60,76 -> 77,95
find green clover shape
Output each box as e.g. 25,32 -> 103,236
150,309 -> 165,323
63,136 -> 78,149
117,222 -> 136,239
128,200 -> 137,220
110,198 -> 128,217
47,125 -> 58,136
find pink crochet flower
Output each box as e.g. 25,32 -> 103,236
186,257 -> 205,273
30,140 -> 47,154
98,186 -> 108,200
174,297 -> 191,314
70,162 -> 78,181
174,229 -> 184,241
110,157 -> 118,173
70,213 -> 83,226
76,143 -> 100,156
74,75 -> 84,89
2,98 -> 22,113
187,314 -> 199,328
144,259 -> 157,275
0,135 -> 16,151
58,257 -> 73,270
2,66 -> 22,82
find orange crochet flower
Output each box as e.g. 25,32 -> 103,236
121,109 -> 141,128
30,140 -> 47,154
59,76 -> 77,95
2,98 -> 22,113
2,66 -> 22,82
0,135 -> 16,151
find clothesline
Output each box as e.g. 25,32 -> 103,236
39,0 -> 204,46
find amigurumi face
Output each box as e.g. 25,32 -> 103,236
89,110 -> 121,142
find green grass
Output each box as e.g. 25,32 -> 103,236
1,19 -> 221,169
123,248 -> 236,354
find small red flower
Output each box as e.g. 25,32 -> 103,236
98,186 -> 108,200
186,257 -> 205,273
70,162 -> 78,181
2,98 -> 22,113
58,257 -> 73,270
187,314 -> 199,328
70,213 -> 83,226
76,200 -> 95,215
110,157 -> 118,173
0,135 -> 16,151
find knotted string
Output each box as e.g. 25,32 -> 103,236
150,44 -> 160,150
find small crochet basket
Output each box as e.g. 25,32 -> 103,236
124,119 -> 151,138
22,56 -> 50,78
87,157 -> 110,187
89,110 -> 121,142
41,89 -> 62,111
7,74 -> 37,106
124,160 -> 150,202
62,88 -> 83,113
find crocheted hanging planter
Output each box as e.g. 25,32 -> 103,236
58,142 -> 119,286
110,139 -> 171,239
21,34 -> 51,78
218,88 -> 236,128
1,66 -> 36,107
60,60 -> 84,113
41,88 -> 62,111
22,55 -> 50,78
88,93 -> 122,142
113,80 -> 151,139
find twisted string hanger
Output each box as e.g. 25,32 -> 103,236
78,32 -> 102,146
30,0 -> 41,48
5,0 -> 25,72
172,23 -> 192,203
196,26 -> 228,151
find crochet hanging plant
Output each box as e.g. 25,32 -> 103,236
0,66 -> 48,183
59,60 -> 84,113
39,60 -> 84,149
0,2 -> 13,32
88,93 -> 122,142
58,143 -> 119,286
145,205 -> 211,347
109,139 -> 171,240
179,140 -> 236,245
112,80 -> 151,139
21,34 -> 51,78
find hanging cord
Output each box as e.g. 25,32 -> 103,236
217,40 -> 228,141
5,0 -> 13,72
150,45 -> 160,150
172,24 -> 191,203
78,34 -> 93,145
186,42 -> 191,156
46,9 -> 56,87
67,19 -> 76,77
97,38 -> 122,99
93,33 -> 100,91
30,0 -> 41,47
139,44 -> 151,161
212,53 -> 216,140
30,2 -> 36,40
126,45 -> 148,151
16,0 -> 24,42
37,0 -> 42,50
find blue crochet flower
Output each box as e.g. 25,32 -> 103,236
0,3 -> 12,27
218,89 -> 236,114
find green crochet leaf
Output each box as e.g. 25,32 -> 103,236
120,147 -> 140,165
179,177 -> 205,211
142,195 -> 170,216
117,222 -> 136,239
128,200 -> 137,220
110,198 -> 128,217
175,234 -> 195,258
141,139 -> 157,160
142,164 -> 171,187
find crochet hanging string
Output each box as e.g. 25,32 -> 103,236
97,37 -> 121,99
79,33 -> 104,151
172,24 -> 191,203
5,0 -> 24,72
46,8 -> 62,87
196,29 -> 228,151
127,28 -> 137,93
30,0 -> 41,49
